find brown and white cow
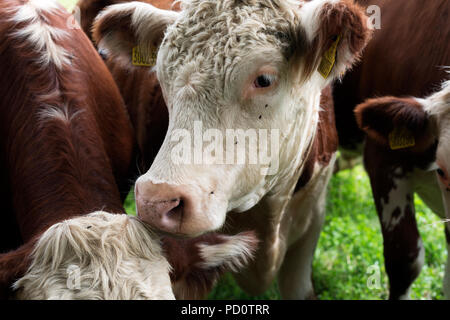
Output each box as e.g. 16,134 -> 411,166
14,211 -> 258,300
0,0 -> 255,300
332,0 -> 450,299
0,0 -> 135,297
90,0 -> 371,298
355,79 -> 450,299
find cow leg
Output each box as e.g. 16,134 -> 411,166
365,144 -> 424,300
277,207 -> 325,299
380,180 -> 424,300
278,161 -> 334,299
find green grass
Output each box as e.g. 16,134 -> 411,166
59,0 -> 448,300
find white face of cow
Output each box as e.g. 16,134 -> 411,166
94,0 -> 370,236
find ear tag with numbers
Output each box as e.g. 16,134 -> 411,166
132,46 -> 157,67
318,35 -> 341,79
388,127 -> 416,150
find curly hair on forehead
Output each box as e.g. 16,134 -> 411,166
160,0 -> 304,82
178,0 -> 302,13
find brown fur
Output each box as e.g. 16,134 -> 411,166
355,97 -> 437,154
334,0 -> 450,150
0,0 -> 256,301
76,0 -> 179,42
0,0 -> 136,298
303,0 -> 372,79
163,231 -> 258,299
78,0 -> 173,169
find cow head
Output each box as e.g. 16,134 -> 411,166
355,80 -> 450,216
13,211 -> 258,300
94,0 -> 371,236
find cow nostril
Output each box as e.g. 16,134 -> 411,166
166,199 -> 184,219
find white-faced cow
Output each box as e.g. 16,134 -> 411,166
92,0 -> 371,299
333,0 -> 450,299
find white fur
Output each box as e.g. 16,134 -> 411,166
10,0 -> 71,69
278,158 -> 336,299
38,104 -> 84,126
97,1 -> 361,231
380,176 -> 411,231
197,233 -> 257,273
298,0 -> 340,43
14,212 -> 175,300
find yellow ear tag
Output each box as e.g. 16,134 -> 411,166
318,35 -> 341,79
132,46 -> 157,67
388,127 -> 416,150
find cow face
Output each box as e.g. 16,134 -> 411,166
355,80 -> 450,219
94,0 -> 371,236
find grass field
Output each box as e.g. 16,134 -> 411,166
59,0 -> 448,300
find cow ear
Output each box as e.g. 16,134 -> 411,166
355,97 -> 436,152
297,0 -> 372,82
92,1 -> 179,66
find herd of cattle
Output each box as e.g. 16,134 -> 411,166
0,0 -> 448,300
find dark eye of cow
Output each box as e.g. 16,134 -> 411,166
437,168 -> 445,178
254,75 -> 274,88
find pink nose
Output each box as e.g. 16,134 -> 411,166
135,181 -> 193,234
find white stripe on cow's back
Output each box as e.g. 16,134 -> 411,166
9,0 -> 71,69
38,104 -> 85,127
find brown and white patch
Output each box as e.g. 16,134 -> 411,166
9,0 -> 71,69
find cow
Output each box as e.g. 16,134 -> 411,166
90,0 -> 372,299
0,0 -> 255,300
14,211 -> 258,300
0,0 -> 135,298
332,0 -> 450,299
355,79 -> 450,299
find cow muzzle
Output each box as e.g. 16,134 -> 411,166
135,178 -> 224,236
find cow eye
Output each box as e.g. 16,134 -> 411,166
437,168 -> 446,178
254,74 -> 275,88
